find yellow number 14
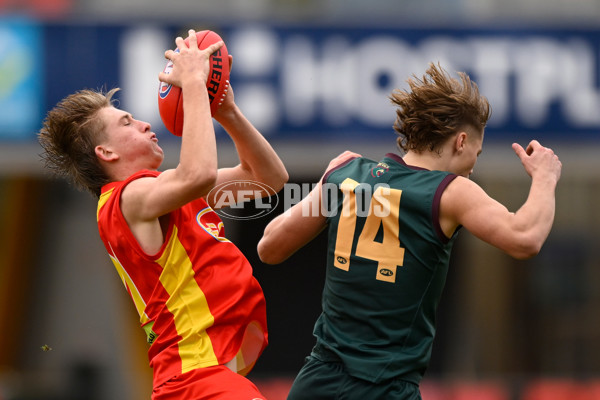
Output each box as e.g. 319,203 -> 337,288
333,178 -> 405,283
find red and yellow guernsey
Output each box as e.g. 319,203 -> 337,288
96,170 -> 268,388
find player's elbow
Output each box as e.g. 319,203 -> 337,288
258,168 -> 289,196
180,167 -> 218,198
507,233 -> 544,260
257,250 -> 278,265
257,235 -> 288,265
509,246 -> 540,260
272,169 -> 289,193
194,173 -> 218,197
257,242 -> 279,265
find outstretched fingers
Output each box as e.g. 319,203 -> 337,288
204,40 -> 224,56
186,29 -> 198,49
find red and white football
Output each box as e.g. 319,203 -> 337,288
158,30 -> 230,136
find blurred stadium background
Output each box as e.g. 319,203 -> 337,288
1,0 -> 600,399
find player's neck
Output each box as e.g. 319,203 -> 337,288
105,160 -> 158,183
402,149 -> 451,172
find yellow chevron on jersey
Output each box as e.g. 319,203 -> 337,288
97,186 -> 113,221
107,242 -> 150,326
156,224 -> 219,372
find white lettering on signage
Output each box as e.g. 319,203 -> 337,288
120,26 -> 600,135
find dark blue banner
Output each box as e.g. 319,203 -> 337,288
1,21 -> 599,142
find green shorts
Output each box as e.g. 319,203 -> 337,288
287,355 -> 422,400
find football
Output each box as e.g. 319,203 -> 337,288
158,30 -> 230,136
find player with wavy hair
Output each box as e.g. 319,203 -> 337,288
39,29 -> 288,399
258,62 -> 561,400
39,88 -> 118,197
391,62 -> 491,154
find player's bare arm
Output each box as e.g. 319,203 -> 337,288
258,182 -> 327,264
259,151 -> 360,264
209,73 -> 288,208
440,140 -> 561,259
120,31 -> 223,252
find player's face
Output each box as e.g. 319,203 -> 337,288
98,106 -> 164,169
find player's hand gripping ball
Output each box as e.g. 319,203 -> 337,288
158,30 -> 230,136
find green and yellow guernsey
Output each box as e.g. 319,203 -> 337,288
313,153 -> 459,385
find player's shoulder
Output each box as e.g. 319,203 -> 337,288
445,175 -> 479,190
119,170 -> 161,201
441,175 -> 487,208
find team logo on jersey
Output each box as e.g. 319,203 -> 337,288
196,207 -> 230,242
371,162 -> 389,178
336,256 -> 348,265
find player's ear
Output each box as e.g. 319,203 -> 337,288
455,131 -> 468,154
95,145 -> 119,162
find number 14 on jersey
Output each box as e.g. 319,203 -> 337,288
333,178 -> 405,283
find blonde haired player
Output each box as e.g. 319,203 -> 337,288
39,29 -> 288,399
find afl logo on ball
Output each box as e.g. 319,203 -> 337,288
159,59 -> 175,99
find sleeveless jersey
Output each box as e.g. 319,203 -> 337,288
96,170 -> 267,388
314,153 -> 458,384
